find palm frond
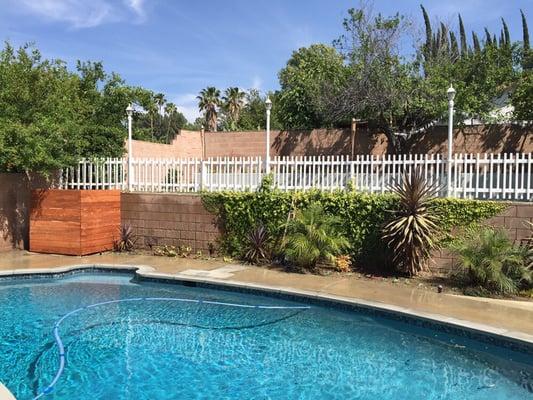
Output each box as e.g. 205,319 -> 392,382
283,203 -> 350,270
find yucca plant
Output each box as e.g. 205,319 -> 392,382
283,203 -> 350,270
450,227 -> 532,295
382,169 -> 439,276
243,225 -> 271,265
113,224 -> 137,252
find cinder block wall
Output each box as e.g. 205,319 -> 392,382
432,203 -> 533,272
121,193 -> 532,274
121,193 -> 219,252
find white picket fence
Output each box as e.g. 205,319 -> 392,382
59,153 -> 533,201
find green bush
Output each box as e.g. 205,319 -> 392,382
283,203 -> 350,270
202,187 -> 505,271
449,227 -> 532,295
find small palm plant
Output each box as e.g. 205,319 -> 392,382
382,169 -> 439,276
450,227 -> 532,295
283,203 -> 349,270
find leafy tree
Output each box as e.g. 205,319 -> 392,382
0,43 -> 153,173
75,61 -> 150,157
277,44 -> 346,129
197,87 -> 221,132
472,32 -> 481,54
0,43 -> 83,173
502,18 -> 510,47
512,69 -> 533,120
133,94 -> 189,143
237,89 -> 281,131
421,5 -> 432,63
319,7 -> 443,152
0,41 -> 188,173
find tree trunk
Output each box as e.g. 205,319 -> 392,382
381,122 -> 402,154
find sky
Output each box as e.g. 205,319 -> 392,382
0,0 -> 531,122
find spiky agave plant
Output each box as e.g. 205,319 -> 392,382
283,203 -> 350,270
243,225 -> 271,265
113,224 -> 137,252
382,169 -> 439,276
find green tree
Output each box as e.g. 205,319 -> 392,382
237,89 -> 281,131
0,43 -> 83,173
320,7 -> 443,152
197,87 -> 221,132
421,5 -> 432,63
512,69 -> 533,120
75,61 -> 149,157
0,41 -> 184,173
277,44 -> 346,129
522,9 -> 530,51
459,14 -> 468,56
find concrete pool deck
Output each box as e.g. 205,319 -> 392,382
1,250 -> 532,344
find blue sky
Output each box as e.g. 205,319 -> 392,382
0,0 -> 531,122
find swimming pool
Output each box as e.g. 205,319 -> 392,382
0,271 -> 531,399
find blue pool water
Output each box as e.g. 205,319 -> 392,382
0,272 -> 531,399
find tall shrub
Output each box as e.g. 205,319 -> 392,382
382,170 -> 439,276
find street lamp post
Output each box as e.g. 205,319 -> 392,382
126,104 -> 134,191
446,85 -> 456,197
265,97 -> 272,174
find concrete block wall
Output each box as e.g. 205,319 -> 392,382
121,193 -> 532,275
121,193 -> 219,252
431,203 -> 533,272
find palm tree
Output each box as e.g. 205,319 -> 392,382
146,102 -> 158,141
197,87 -> 221,132
154,93 -> 166,139
164,102 -> 178,142
222,87 -> 245,130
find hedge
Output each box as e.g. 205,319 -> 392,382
202,187 -> 506,269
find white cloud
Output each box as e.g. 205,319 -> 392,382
126,0 -> 146,19
251,76 -> 262,90
16,0 -> 147,28
173,93 -> 200,123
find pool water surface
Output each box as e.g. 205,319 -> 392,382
0,272 -> 531,399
